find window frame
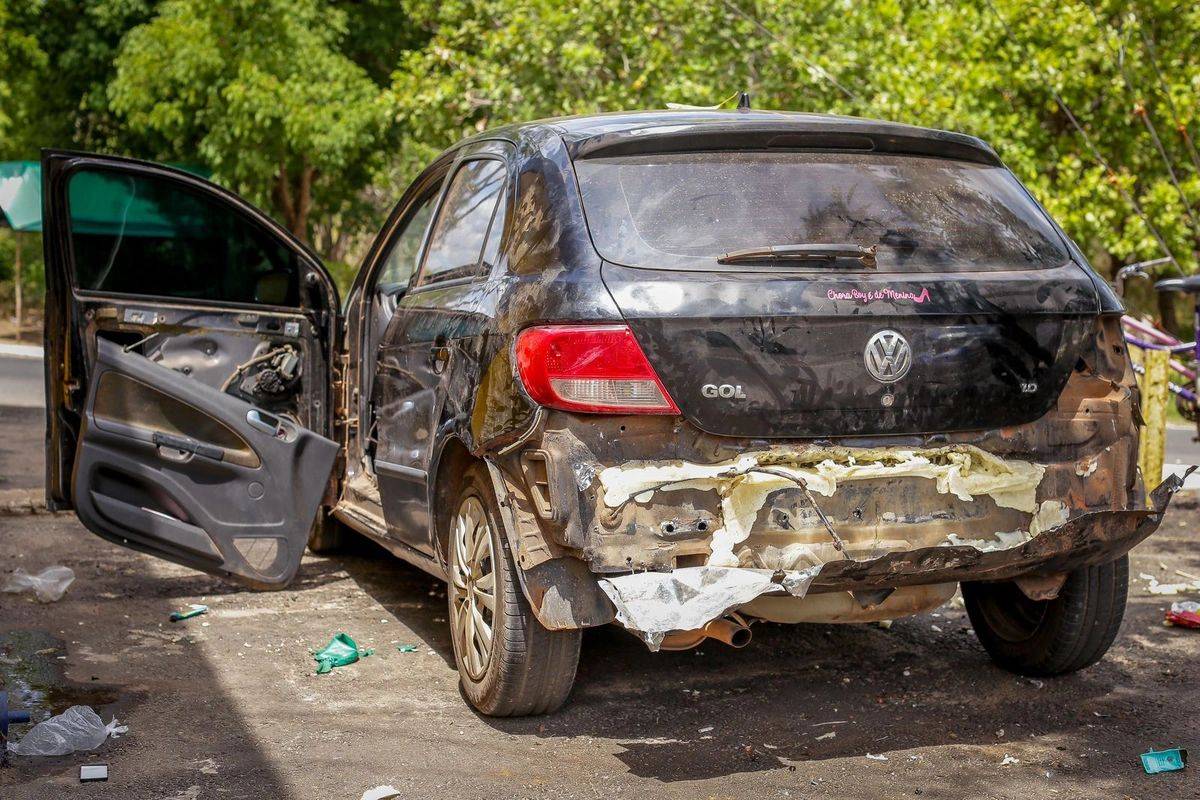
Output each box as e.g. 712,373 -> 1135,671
59,160 -> 331,314
409,154 -> 510,293
368,175 -> 446,298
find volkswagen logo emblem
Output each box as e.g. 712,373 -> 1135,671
864,330 -> 912,384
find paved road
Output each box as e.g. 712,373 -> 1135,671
0,348 -> 43,409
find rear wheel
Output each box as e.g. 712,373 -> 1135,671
307,509 -> 348,553
447,464 -> 580,716
963,555 -> 1128,676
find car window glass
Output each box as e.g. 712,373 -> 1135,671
417,159 -> 506,286
376,190 -> 439,292
575,151 -> 1069,273
67,167 -> 301,305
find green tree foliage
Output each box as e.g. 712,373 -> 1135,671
391,0 -> 1200,277
1,0 -> 1197,281
0,0 -> 164,159
107,0 -> 396,244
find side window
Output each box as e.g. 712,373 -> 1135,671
375,189 -> 439,292
67,168 -> 301,306
416,159 -> 506,287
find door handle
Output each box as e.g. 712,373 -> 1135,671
246,408 -> 284,437
152,431 -> 224,461
429,345 -> 450,374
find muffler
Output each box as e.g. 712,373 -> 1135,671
658,615 -> 753,651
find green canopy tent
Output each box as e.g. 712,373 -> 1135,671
0,161 -> 42,340
0,161 -> 210,338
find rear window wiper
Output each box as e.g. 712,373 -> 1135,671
717,243 -> 877,268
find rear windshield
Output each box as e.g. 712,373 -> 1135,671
573,151 -> 1069,272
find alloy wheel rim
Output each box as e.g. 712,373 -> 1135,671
450,495 -> 496,681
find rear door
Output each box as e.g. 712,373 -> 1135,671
374,144 -> 510,553
42,151 -> 341,588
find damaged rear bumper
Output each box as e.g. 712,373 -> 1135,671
483,366 -> 1180,643
594,472 -> 1186,648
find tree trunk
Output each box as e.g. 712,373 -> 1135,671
13,233 -> 22,342
273,159 -> 315,244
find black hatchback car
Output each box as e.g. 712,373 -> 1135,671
42,110 -> 1182,716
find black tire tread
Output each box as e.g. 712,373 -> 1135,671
452,464 -> 581,716
963,555 -> 1128,677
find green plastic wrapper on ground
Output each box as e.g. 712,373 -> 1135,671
312,633 -> 373,674
169,604 -> 208,622
396,644 -> 418,653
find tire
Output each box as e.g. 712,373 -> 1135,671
962,555 -> 1128,677
307,509 -> 349,553
446,464 -> 581,716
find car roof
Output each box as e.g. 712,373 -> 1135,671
464,109 -> 1002,166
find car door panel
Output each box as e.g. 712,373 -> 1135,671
75,339 -> 339,587
41,150 -> 341,588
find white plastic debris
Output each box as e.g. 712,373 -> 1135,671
360,786 -> 402,800
2,566 -> 76,602
1000,754 -> 1020,766
865,753 -> 889,761
598,565 -> 820,649
815,731 -> 837,741
6,705 -> 128,756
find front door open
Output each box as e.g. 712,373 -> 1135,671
42,150 -> 341,588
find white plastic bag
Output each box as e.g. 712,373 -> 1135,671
2,566 -> 76,602
6,705 -> 128,756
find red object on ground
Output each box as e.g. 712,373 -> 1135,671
1166,601 -> 1200,628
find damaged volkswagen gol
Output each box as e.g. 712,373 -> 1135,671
42,110 -> 1185,716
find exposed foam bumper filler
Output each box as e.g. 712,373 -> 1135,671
599,444 -> 1049,566
595,447 -> 1189,647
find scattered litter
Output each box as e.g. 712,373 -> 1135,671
1025,678 -> 1044,689
396,644 -> 418,653
1165,601 -> 1200,629
1000,754 -> 1019,766
812,720 -> 848,727
312,633 -> 373,674
931,624 -> 943,633
1139,573 -> 1200,595
6,706 -> 128,756
169,604 -> 208,622
877,619 -> 893,630
698,726 -> 714,733
2,566 -> 76,602
0,690 -> 31,737
1140,747 -> 1187,774
80,764 -> 108,783
1176,569 -> 1200,581
360,786 -> 401,800
815,731 -> 837,741
865,753 -> 888,761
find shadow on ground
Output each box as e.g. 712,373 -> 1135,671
334,524 -> 1192,796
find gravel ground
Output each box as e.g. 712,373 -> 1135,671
1,412 -> 1197,798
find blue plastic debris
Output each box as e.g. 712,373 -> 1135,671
1140,747 -> 1187,774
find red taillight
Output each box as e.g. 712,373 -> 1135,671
514,324 -> 680,414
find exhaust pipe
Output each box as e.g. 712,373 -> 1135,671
659,615 -> 753,651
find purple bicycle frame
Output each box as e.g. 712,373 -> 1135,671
1122,315 -> 1199,402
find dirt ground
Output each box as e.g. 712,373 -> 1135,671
1,408 -> 1197,799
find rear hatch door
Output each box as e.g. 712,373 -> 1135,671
580,147 -> 1099,437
